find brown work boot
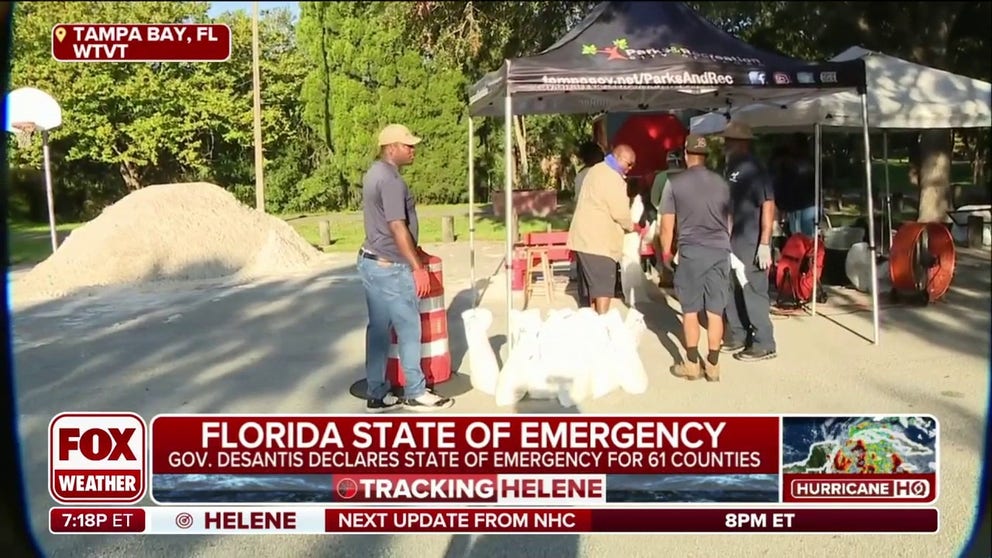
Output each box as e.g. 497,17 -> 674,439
703,360 -> 721,382
671,360 -> 703,381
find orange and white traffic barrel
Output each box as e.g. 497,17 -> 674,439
386,254 -> 452,387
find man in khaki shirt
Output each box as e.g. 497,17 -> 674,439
568,144 -> 636,314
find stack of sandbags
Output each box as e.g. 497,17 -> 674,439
469,308 -> 649,408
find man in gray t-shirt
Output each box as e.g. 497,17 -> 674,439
357,124 -> 454,414
658,134 -> 732,382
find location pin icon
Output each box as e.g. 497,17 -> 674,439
55,27 -> 66,43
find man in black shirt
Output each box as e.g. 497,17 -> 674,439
659,134 -> 733,381
721,122 -> 778,362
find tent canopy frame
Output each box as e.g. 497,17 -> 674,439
463,1 -> 879,350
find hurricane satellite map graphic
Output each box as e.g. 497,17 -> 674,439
781,416 -> 938,474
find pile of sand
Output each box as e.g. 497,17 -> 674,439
16,182 -> 323,300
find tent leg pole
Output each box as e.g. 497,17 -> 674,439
467,115 -> 476,308
503,84 -> 514,354
811,124 -> 822,317
883,132 -> 893,253
860,93 -> 880,345
42,129 -> 58,254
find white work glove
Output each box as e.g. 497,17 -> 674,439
755,244 -> 772,271
729,254 -> 749,287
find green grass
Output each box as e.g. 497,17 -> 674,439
288,203 -> 573,253
5,204 -> 570,266
7,220 -> 85,266
7,159 -> 980,267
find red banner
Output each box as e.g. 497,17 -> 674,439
47,506 -> 939,534
49,508 -> 146,533
51,24 -> 231,62
323,507 -> 939,533
150,415 -> 780,475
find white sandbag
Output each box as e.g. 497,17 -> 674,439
551,313 -> 593,408
557,370 -> 591,408
531,309 -> 575,399
495,310 -> 543,407
511,308 -> 543,346
623,307 -> 648,348
563,310 -> 612,400
620,233 -> 650,306
461,308 -> 500,396
641,220 -> 659,252
630,196 -> 645,224
604,309 -> 649,395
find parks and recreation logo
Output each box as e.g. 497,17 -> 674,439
582,38 -> 762,66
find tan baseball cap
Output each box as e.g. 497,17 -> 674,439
377,124 -> 422,146
685,133 -> 709,155
721,121 -> 754,140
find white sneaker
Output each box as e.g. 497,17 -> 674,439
403,391 -> 454,412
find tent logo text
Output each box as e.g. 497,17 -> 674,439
582,39 -> 762,66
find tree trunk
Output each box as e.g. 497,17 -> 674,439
119,162 -> 143,191
972,131 -> 987,189
513,115 -> 529,188
916,129 -> 953,222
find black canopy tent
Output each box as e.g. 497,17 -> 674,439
463,1 -> 880,349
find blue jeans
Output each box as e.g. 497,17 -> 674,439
787,206 -> 817,237
356,255 -> 427,400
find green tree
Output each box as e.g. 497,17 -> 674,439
9,2 -> 316,218
694,1 -> 991,221
208,7 -> 319,210
391,1 -> 600,194
10,2 -> 228,191
298,2 -> 468,210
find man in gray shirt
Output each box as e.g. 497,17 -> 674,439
358,124 -> 454,413
658,134 -> 733,382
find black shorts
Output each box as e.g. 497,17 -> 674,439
673,245 -> 730,314
575,252 -> 618,299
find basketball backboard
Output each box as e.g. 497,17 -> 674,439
4,87 -> 63,132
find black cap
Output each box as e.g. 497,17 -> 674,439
666,150 -> 686,172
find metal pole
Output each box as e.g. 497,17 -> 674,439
41,129 -> 58,253
252,1 -> 265,212
503,62 -> 514,353
860,93 -> 880,345
468,116 -> 476,307
811,123 -> 822,316
883,132 -> 893,252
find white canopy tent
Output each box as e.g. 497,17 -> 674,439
689,46 -> 992,336
691,46 -> 992,133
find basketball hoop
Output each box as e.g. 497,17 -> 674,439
12,121 -> 37,149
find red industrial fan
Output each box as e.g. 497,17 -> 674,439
774,233 -> 827,309
888,223 -> 956,304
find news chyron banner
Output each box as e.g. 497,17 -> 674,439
48,413 -> 940,534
